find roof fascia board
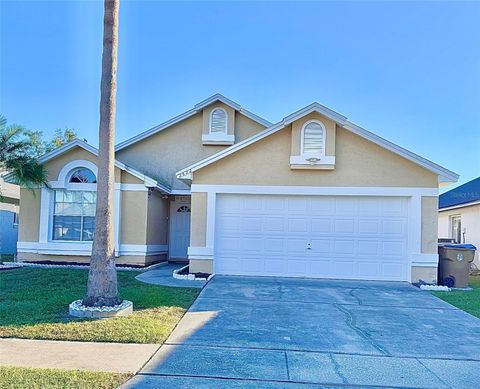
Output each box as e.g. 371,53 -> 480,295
439,200 -> 480,212
115,94 -> 272,151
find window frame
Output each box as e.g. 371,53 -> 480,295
209,108 -> 228,135
450,215 -> 462,243
51,189 -> 96,242
300,119 -> 326,157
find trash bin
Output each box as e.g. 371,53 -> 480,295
437,244 -> 477,288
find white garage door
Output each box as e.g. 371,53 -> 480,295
215,194 -> 409,281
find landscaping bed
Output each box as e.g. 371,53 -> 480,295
0,268 -> 200,343
431,275 -> 480,318
0,366 -> 130,389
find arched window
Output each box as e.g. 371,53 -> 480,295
69,168 -> 97,183
301,120 -> 325,156
209,108 -> 227,134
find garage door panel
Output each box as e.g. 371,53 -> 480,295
215,194 -> 409,281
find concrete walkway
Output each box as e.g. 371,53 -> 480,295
135,263 -> 207,288
0,338 -> 159,373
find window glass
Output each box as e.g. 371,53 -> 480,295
69,168 -> 97,183
52,190 -> 96,241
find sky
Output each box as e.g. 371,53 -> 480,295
1,1 -> 479,192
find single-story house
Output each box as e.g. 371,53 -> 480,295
0,173 -> 20,256
16,94 -> 458,283
438,177 -> 480,269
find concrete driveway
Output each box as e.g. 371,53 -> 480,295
125,276 -> 480,388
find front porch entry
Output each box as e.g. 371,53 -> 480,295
169,197 -> 191,260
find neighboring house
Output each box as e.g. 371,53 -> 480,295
0,173 -> 20,257
438,177 -> 480,269
15,94 -> 458,283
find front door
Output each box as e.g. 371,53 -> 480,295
169,201 -> 191,259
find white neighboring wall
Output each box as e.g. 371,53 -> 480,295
438,204 -> 480,269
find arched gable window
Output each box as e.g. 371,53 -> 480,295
69,168 -> 97,183
209,108 -> 227,134
301,120 -> 326,156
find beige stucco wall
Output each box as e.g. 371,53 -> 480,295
116,110 -> 267,190
411,266 -> 437,283
121,191 -> 148,245
190,192 -> 207,247
291,112 -> 336,156
439,204 -> 480,267
194,125 -> 438,187
146,191 -> 169,245
190,259 -> 213,274
43,147 -> 122,182
18,188 -> 40,242
421,197 -> 439,254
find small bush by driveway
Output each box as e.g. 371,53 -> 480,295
0,268 -> 200,343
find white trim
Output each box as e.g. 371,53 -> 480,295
439,200 -> 480,212
289,155 -> 335,166
176,103 -> 458,184
170,189 -> 191,195
115,94 -> 271,151
58,160 -> 98,184
411,253 -> 439,267
38,188 -> 51,243
118,244 -> 168,256
187,246 -> 213,260
191,184 -> 438,197
18,242 -> 168,257
118,184 -> 149,191
202,133 -> 235,145
300,119 -> 326,157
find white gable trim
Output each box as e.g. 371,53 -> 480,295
439,200 -> 480,212
37,139 -> 171,193
115,94 -> 271,151
176,103 -> 459,184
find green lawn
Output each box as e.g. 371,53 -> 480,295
0,366 -> 130,389
431,275 -> 480,318
0,268 -> 199,343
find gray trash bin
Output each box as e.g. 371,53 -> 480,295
437,244 -> 477,288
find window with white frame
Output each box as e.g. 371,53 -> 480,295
53,190 -> 96,241
302,120 -> 325,156
451,215 -> 462,243
209,108 -> 227,134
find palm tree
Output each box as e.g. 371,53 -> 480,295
83,0 -> 120,307
0,115 -> 48,189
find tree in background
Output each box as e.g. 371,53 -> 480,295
24,128 -> 78,158
0,115 -> 47,189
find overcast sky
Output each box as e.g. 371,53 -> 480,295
1,1 -> 479,191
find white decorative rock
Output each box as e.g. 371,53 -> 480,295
69,299 -> 133,318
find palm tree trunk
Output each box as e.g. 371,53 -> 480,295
84,0 -> 120,307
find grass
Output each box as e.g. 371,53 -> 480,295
0,366 -> 131,389
431,275 -> 480,318
0,267 -> 199,343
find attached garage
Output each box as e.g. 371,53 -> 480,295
178,102 -> 459,283
215,194 -> 409,281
